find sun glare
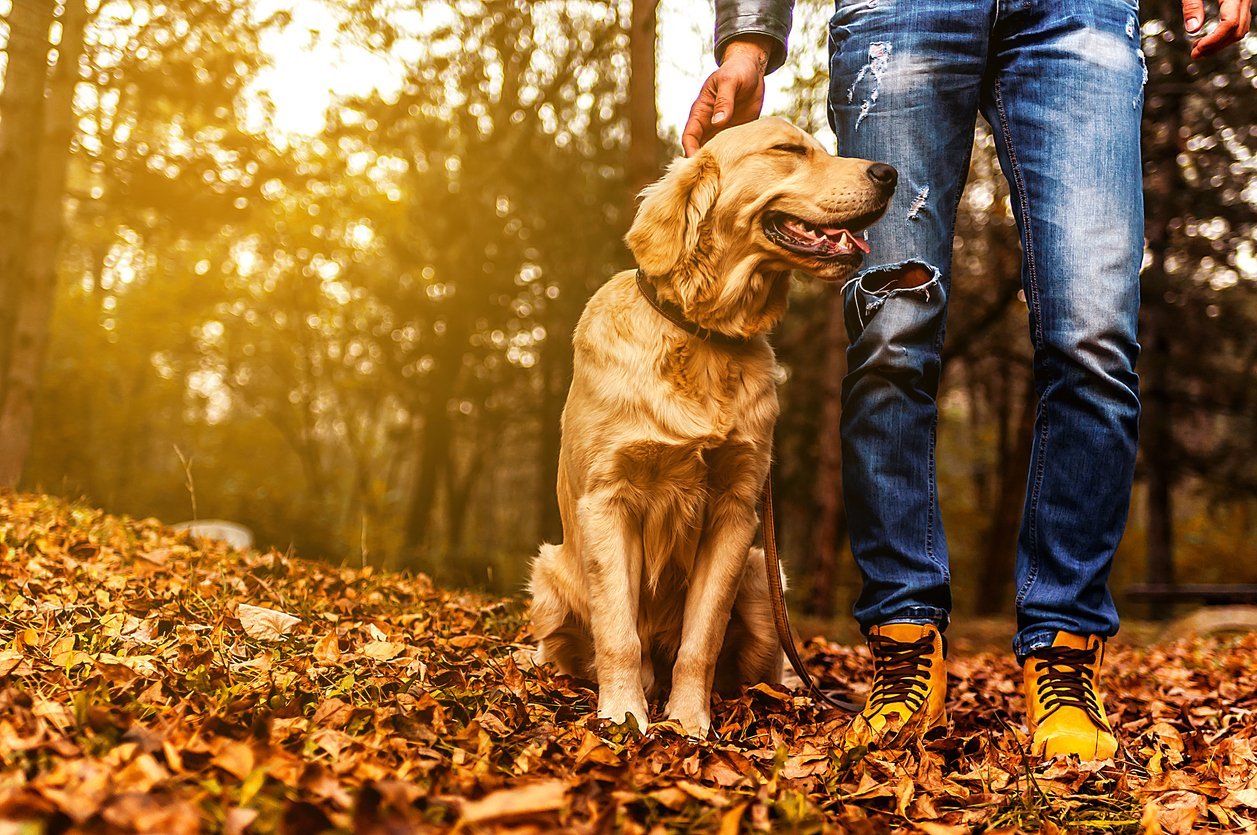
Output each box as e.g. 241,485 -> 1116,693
243,0 -> 718,142
245,0 -> 403,137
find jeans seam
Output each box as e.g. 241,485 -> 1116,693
992,78 -> 1046,612
865,607 -> 949,631
926,412 -> 946,578
930,150 -> 969,587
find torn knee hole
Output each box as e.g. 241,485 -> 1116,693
864,264 -> 936,293
843,260 -> 944,336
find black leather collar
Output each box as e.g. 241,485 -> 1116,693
634,270 -> 755,349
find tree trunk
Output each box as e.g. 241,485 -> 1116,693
405,394 -> 452,552
1142,299 -> 1176,595
975,372 -> 1036,615
0,0 -> 86,488
627,0 -> 660,205
1138,1 -> 1187,607
447,435 -> 491,555
806,289 -> 849,617
0,0 -> 56,400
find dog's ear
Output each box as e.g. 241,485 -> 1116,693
625,151 -> 720,278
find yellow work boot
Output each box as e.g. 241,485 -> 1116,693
1023,632 -> 1118,760
843,623 -> 947,748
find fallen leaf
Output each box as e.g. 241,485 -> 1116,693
312,631 -> 341,664
236,603 -> 300,640
360,640 -> 404,661
460,779 -> 567,824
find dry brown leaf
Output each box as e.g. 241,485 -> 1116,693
460,779 -> 567,824
718,803 -> 747,835
312,631 -> 341,664
914,823 -> 968,835
235,603 -> 301,640
211,741 -> 255,781
360,640 -> 404,660
0,650 -> 33,676
1150,790 -> 1208,835
1228,787 -> 1257,808
4,494 -> 1257,834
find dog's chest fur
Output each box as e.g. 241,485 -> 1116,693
567,274 -> 779,591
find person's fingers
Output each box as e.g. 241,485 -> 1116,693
1181,0 -> 1205,33
680,57 -> 769,156
682,74 -> 718,157
711,74 -> 739,126
724,78 -> 766,128
1192,0 -> 1243,56
682,107 -> 707,157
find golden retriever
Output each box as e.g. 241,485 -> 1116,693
528,117 -> 895,736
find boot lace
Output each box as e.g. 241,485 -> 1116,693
1031,646 -> 1107,727
866,634 -> 935,713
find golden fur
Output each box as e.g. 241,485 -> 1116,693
529,118 -> 892,736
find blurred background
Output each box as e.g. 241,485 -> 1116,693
0,0 -> 1253,625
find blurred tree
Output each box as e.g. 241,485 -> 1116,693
26,0 -> 285,507
0,0 -> 87,488
318,1 -> 629,559
1140,5 -> 1257,592
629,0 -> 661,203
100,0 -> 634,573
0,1 -> 56,375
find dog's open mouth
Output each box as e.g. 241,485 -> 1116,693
762,210 -> 880,261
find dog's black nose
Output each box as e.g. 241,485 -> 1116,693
866,163 -> 898,189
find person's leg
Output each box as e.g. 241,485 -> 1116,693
979,0 -> 1144,759
828,0 -> 993,635
979,0 -> 1144,661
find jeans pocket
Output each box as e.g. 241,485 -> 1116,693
828,0 -> 883,42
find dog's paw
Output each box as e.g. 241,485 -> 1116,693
667,711 -> 711,738
597,694 -> 650,729
663,701 -> 711,738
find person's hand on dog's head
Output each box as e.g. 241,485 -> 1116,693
682,35 -> 774,157
1183,0 -> 1252,59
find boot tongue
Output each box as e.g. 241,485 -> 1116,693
871,623 -> 936,643
1050,633 -> 1091,653
1050,633 -> 1101,658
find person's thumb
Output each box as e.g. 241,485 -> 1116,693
1182,0 -> 1205,32
711,75 -> 738,126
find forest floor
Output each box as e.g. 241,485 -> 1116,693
1,494 -> 1255,834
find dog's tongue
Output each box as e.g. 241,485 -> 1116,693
826,228 -> 872,254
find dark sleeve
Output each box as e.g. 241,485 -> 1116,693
714,0 -> 794,74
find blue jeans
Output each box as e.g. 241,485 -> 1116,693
827,0 -> 1144,660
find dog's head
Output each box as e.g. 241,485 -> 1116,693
626,118 -> 895,334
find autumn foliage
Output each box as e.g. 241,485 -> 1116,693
0,493 -> 1254,833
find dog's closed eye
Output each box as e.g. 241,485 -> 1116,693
770,143 -> 810,156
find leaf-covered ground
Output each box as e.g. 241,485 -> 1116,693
1,494 -> 1255,834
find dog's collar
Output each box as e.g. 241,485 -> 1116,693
634,270 -> 754,349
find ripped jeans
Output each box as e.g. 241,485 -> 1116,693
828,0 -> 1144,660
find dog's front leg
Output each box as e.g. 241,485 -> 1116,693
665,498 -> 759,736
577,493 -> 650,728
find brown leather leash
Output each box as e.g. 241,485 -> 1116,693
760,471 -> 862,712
635,269 -> 860,713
